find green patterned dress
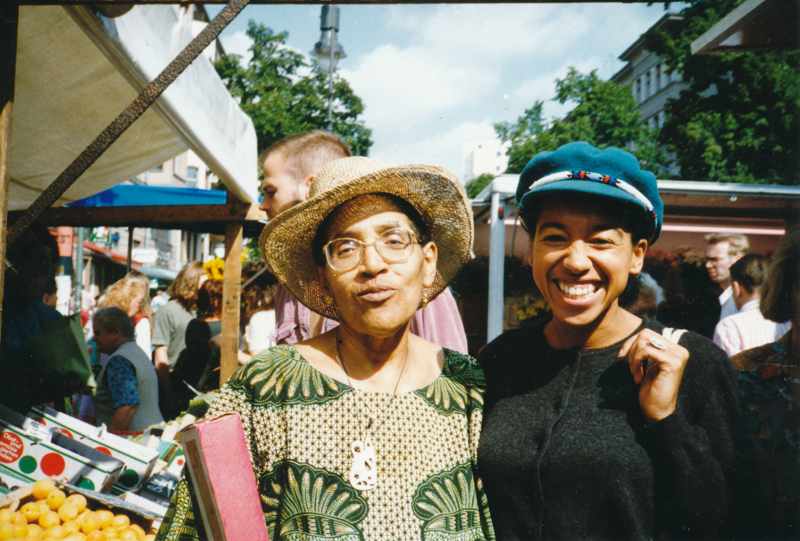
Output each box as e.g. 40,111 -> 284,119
156,345 -> 495,541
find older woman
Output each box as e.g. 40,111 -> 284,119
477,142 -> 740,540
98,277 -> 151,357
730,225 -> 799,539
157,158 -> 493,541
92,307 -> 164,433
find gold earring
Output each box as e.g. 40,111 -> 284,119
421,292 -> 428,309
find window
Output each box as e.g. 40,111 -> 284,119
187,167 -> 198,180
644,72 -> 651,100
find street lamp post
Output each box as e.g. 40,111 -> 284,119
310,5 -> 346,132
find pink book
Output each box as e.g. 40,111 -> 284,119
180,414 -> 270,541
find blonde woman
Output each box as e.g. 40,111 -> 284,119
98,277 -> 151,357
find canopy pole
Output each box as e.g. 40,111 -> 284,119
75,227 -> 84,314
126,226 -> 134,274
221,221 -> 242,386
487,192 -> 506,342
0,1 -> 19,338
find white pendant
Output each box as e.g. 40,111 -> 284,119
349,439 -> 377,491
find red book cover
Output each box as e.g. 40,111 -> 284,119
180,414 -> 270,541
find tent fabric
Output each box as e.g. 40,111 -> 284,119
67,185 -> 228,207
9,6 -> 257,212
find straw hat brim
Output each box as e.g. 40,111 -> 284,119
259,163 -> 473,320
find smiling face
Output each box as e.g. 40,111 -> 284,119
318,197 -> 437,338
530,200 -> 647,331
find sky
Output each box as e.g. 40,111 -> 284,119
207,3 -> 672,182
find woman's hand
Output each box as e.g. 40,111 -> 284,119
619,329 -> 689,425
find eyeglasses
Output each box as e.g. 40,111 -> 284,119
324,228 -> 420,272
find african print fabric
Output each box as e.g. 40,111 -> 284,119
156,345 -> 495,541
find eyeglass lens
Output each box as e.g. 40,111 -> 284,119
326,229 -> 415,271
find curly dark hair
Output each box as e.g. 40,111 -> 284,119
196,279 -> 223,318
240,260 -> 278,330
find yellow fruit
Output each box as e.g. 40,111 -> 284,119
15,520 -> 28,536
27,523 -> 43,537
46,490 -> 66,511
44,524 -> 65,539
62,520 -> 80,534
0,521 -> 14,540
38,511 -> 60,529
109,517 -> 128,531
128,524 -> 144,540
117,529 -> 138,541
101,527 -> 118,540
19,503 -> 40,523
57,504 -> 78,523
85,533 -> 108,541
63,496 -> 86,515
95,512 -> 113,531
142,536 -> 155,541
25,535 -> 42,541
0,510 -> 13,524
32,479 -> 57,501
79,513 -> 99,535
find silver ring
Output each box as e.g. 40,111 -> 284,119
649,338 -> 667,351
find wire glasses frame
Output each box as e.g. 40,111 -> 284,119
323,228 -> 420,271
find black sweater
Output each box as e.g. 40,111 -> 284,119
477,318 -> 741,541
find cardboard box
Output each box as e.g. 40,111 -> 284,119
0,414 -> 124,493
180,414 -> 269,541
30,407 -> 159,491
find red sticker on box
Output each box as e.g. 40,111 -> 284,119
94,446 -> 112,456
41,453 -> 66,477
0,432 -> 23,464
55,428 -> 74,439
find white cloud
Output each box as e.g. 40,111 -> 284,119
370,119 -> 498,181
219,30 -> 253,65
341,3 -> 667,168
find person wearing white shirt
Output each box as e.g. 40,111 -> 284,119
705,232 -> 749,322
713,254 -> 790,357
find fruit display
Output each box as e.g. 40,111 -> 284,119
0,479 -> 157,541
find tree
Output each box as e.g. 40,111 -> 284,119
214,22 -> 373,156
496,69 -> 669,175
465,173 -> 496,199
645,0 -> 800,184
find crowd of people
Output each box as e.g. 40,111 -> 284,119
1,129 -> 796,540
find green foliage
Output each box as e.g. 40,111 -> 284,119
496,69 -> 670,175
465,173 -> 496,199
645,0 -> 800,184
214,22 -> 373,156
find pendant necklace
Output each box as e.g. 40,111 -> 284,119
334,328 -> 409,491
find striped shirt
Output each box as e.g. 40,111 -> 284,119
713,300 -> 791,357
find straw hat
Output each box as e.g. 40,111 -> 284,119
259,157 -> 473,320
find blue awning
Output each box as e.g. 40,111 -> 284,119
67,185 -> 228,207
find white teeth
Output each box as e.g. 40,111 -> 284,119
557,282 -> 596,299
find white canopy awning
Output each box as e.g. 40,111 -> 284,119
9,5 -> 258,211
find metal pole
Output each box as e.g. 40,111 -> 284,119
75,227 -> 84,314
327,36 -> 335,131
126,226 -> 134,274
0,1 -> 19,339
487,192 -> 506,342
